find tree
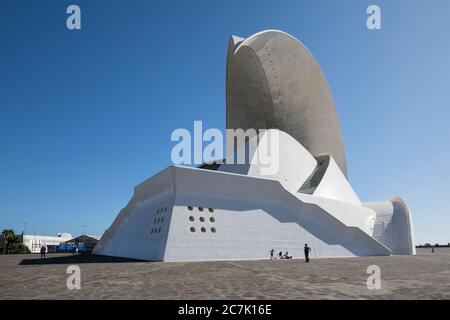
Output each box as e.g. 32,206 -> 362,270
1,229 -> 18,243
0,229 -> 28,254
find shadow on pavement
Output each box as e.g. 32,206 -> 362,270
19,254 -> 147,265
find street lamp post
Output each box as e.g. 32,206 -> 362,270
23,222 -> 28,254
80,225 -> 87,253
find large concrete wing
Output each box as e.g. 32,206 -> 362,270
226,30 -> 348,177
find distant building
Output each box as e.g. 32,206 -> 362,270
21,233 -> 73,253
64,235 -> 101,253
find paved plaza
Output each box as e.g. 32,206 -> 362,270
0,248 -> 449,299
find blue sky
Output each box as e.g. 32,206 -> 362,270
0,0 -> 449,245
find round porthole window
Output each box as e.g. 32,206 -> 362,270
189,216 -> 194,222
198,207 -> 204,212
208,208 -> 214,213
211,227 -> 216,233
201,227 -> 206,233
190,227 -> 196,233
209,217 -> 215,223
199,217 -> 205,222
154,218 -> 157,224
161,217 -> 164,223
158,227 -> 161,233
188,206 -> 193,211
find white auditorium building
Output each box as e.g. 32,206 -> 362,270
93,30 -> 415,262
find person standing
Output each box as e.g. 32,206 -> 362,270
40,244 -> 47,260
269,248 -> 274,259
304,243 -> 311,263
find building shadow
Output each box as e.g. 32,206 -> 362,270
19,253 -> 147,265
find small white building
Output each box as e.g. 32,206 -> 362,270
22,233 -> 73,253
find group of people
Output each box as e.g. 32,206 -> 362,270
40,244 -> 79,259
269,244 -> 312,263
270,249 -> 292,259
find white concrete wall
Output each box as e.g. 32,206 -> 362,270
165,166 -> 390,261
93,170 -> 175,261
312,155 -> 361,206
218,129 -> 317,193
23,234 -> 72,253
95,166 -> 391,262
364,198 -> 416,255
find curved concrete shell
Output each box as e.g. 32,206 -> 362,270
364,197 -> 416,255
226,30 -> 348,177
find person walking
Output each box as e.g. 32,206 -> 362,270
304,243 -> 311,263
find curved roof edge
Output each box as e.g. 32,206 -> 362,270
226,29 -> 348,177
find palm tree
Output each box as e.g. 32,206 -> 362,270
1,229 -> 18,242
1,229 -> 19,254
